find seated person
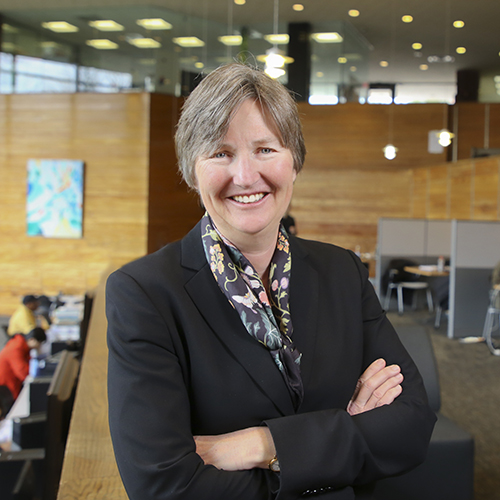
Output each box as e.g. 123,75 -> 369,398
0,328 -> 47,401
7,295 -> 40,337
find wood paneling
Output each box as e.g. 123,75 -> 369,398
0,93 -> 200,316
454,103 -> 500,160
449,161 -> 474,219
2,98 -> 500,312
298,102 -> 448,171
428,165 -> 449,219
147,94 -> 203,253
473,157 -> 500,220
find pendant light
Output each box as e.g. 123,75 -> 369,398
257,0 -> 294,78
383,1 -> 397,160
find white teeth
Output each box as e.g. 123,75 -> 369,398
233,193 -> 265,204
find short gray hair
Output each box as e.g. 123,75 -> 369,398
175,63 -> 306,189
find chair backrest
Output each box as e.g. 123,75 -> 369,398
381,259 -> 420,292
395,326 -> 441,412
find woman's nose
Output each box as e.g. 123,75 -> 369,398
232,155 -> 260,187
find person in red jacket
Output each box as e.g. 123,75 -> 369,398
0,327 -> 46,401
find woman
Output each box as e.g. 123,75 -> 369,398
106,63 -> 435,500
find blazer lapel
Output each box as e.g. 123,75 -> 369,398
181,223 -> 296,416
288,237 -> 320,397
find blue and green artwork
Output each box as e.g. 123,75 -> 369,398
26,159 -> 84,238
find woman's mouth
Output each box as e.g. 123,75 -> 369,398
232,193 -> 266,204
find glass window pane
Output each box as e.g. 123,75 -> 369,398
0,72 -> 13,93
78,66 -> 132,92
0,52 -> 14,71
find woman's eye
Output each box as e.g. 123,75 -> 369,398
260,148 -> 273,154
214,152 -> 226,158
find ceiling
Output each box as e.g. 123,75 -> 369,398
1,0 -> 499,99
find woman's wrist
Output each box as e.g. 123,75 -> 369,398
254,426 -> 277,469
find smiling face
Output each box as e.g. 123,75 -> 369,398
194,99 -> 296,251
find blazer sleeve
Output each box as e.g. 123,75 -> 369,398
264,252 -> 437,498
106,269 -> 279,500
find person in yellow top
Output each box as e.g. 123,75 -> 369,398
7,295 -> 40,336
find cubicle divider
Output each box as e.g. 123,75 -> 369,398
377,218 -> 500,339
376,218 -> 451,295
450,221 -> 500,339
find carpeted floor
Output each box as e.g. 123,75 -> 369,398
388,310 -> 500,500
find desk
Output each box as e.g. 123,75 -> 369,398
404,265 -> 450,277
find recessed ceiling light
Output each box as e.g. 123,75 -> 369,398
311,32 -> 343,43
218,35 -> 242,46
292,4 -> 304,11
338,56 -> 347,64
420,64 -> 429,71
2,42 -> 16,51
195,62 -> 204,68
2,24 -> 18,33
402,15 -> 413,23
412,42 -> 423,50
350,66 -> 357,72
234,0 -> 246,4
136,18 -> 172,30
316,71 -> 324,77
264,34 -> 290,44
173,37 -> 205,48
88,20 -> 124,31
41,21 -> 79,33
86,39 -> 119,50
456,47 -> 466,54
380,60 -> 389,67
128,38 -> 161,48
453,20 -> 465,28
40,41 -> 60,49
348,10 -> 360,17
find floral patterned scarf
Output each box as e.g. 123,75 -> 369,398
201,213 -> 304,409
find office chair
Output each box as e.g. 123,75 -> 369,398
384,268 -> 434,315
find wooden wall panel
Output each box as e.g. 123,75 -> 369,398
2,98 -> 500,312
428,165 -> 449,219
298,102 -> 448,170
473,157 -> 500,220
0,94 -> 149,315
453,103 -> 500,160
449,161 -> 473,219
487,104 -> 500,150
411,168 -> 428,218
292,168 -> 412,256
147,94 -> 203,253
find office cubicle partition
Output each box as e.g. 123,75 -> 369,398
450,221 -> 500,339
377,218 -> 500,339
376,218 -> 451,295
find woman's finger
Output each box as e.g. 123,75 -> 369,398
354,363 -> 401,408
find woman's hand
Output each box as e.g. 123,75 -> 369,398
347,358 -> 403,416
194,426 -> 276,471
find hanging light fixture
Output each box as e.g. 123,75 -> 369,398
383,3 -> 397,160
383,144 -> 398,160
436,104 -> 454,147
257,0 -> 294,78
437,129 -> 454,147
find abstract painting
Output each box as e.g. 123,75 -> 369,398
26,159 -> 84,238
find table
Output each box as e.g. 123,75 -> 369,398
404,265 -> 450,277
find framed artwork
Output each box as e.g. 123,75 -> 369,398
26,159 -> 84,238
